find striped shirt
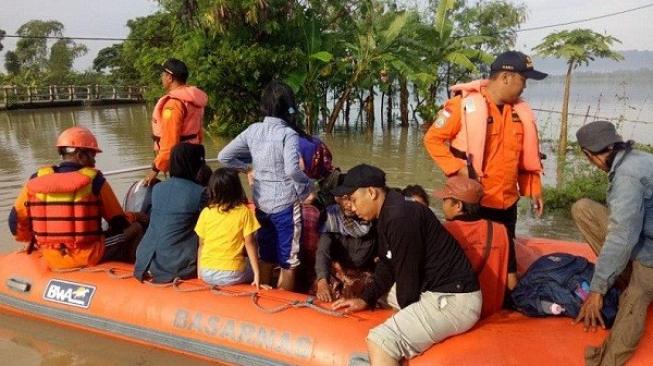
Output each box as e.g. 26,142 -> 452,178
217,117 -> 312,214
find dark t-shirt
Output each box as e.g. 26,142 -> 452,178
361,190 -> 479,309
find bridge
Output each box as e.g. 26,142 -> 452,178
0,85 -> 146,110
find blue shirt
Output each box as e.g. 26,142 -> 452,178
134,177 -> 206,283
217,117 -> 311,214
591,148 -> 653,294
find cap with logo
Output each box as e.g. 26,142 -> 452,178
490,51 -> 548,80
331,164 -> 386,196
158,58 -> 189,81
576,120 -> 624,153
434,176 -> 484,204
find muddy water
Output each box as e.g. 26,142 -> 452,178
0,104 -> 581,365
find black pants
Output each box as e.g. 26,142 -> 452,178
479,203 -> 517,273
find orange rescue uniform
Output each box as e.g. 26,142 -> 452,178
424,89 -> 541,210
11,164 -> 129,270
152,85 -> 208,172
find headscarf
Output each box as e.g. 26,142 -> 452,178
169,143 -> 206,182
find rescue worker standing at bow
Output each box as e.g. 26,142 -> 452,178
424,51 -> 547,290
144,58 -> 208,186
9,127 -> 144,270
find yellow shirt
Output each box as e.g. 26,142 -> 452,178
194,204 -> 260,271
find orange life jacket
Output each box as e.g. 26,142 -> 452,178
25,166 -> 103,250
444,219 -> 509,319
449,79 -> 542,178
151,85 -> 208,150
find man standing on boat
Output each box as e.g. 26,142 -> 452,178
331,164 -> 481,366
423,51 -> 547,290
144,58 -> 208,186
9,126 -> 144,270
572,121 -> 653,366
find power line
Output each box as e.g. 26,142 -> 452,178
2,2 -> 653,43
515,2 -> 653,33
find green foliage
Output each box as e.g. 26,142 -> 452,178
47,38 -> 88,83
533,29 -> 624,68
543,167 -> 607,210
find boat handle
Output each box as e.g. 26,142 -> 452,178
6,278 -> 31,293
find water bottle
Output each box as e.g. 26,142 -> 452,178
540,300 -> 565,315
575,281 -> 591,301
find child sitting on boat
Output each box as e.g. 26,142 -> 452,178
195,168 -> 263,289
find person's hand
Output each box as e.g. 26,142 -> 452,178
532,195 -> 544,218
456,166 -> 470,179
123,222 -> 143,241
246,170 -> 255,187
132,212 -> 149,225
332,297 -> 367,314
143,170 -> 159,187
574,292 -> 605,332
316,278 -> 333,303
303,191 -> 317,205
251,273 -> 271,290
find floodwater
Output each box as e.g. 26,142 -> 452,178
2,73 -> 650,366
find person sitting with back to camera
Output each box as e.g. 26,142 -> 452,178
402,184 -> 430,207
195,168 -> 263,289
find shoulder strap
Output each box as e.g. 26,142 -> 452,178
475,219 -> 494,274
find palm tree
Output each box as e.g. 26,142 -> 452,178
533,29 -> 623,183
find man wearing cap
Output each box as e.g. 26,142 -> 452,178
572,121 -> 653,365
424,50 -> 548,290
144,58 -> 208,186
436,176 -> 510,319
331,164 -> 481,366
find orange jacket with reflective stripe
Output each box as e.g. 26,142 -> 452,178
25,166 -> 103,250
444,218 -> 509,319
424,80 -> 542,209
152,85 -> 208,172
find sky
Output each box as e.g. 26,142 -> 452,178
0,0 -> 652,72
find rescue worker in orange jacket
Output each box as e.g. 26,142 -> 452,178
436,176 -> 510,318
424,51 -> 547,289
9,127 -> 144,270
144,58 -> 208,186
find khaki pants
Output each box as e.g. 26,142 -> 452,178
572,199 -> 653,366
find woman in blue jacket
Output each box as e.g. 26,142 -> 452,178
218,81 -> 312,290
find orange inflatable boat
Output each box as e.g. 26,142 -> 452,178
0,237 -> 651,366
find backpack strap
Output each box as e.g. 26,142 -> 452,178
476,219 -> 494,274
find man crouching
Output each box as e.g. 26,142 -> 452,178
331,164 -> 481,365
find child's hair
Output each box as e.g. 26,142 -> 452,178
260,80 -> 309,139
195,164 -> 213,187
207,168 -> 248,211
402,184 -> 430,206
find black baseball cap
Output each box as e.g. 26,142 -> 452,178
490,51 -> 548,80
331,164 -> 386,196
576,120 -> 623,153
158,58 -> 189,82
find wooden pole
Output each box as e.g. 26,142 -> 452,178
69,85 -> 74,101
49,86 -> 54,101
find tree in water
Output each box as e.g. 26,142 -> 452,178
534,29 -> 623,186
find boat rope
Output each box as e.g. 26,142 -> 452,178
172,277 -> 212,293
80,267 -> 133,280
251,293 -> 345,318
50,265 -> 132,280
211,286 -> 256,297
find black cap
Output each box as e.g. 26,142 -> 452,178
158,58 -> 189,82
331,164 -> 386,196
576,120 -> 623,153
490,51 -> 548,80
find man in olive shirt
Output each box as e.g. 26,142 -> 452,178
332,164 -> 481,366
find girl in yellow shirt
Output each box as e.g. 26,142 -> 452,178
195,168 -> 262,288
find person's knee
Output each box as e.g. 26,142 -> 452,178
366,337 -> 399,365
571,198 -> 595,221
